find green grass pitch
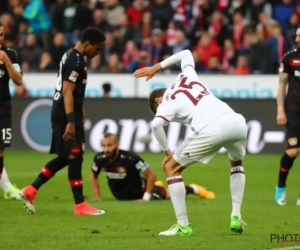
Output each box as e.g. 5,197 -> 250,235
0,151 -> 300,250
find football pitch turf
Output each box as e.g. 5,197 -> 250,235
0,151 -> 300,250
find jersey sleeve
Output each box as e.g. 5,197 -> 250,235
62,57 -> 82,84
91,155 -> 102,176
279,54 -> 290,74
160,50 -> 196,76
155,101 -> 176,125
130,152 -> 149,172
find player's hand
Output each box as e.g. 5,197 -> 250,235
133,67 -> 156,81
162,155 -> 173,168
0,50 -> 10,64
162,150 -> 173,167
277,112 -> 287,125
63,122 -> 75,141
134,199 -> 147,202
133,64 -> 162,81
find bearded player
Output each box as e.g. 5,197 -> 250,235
90,133 -> 215,201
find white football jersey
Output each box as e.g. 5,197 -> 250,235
156,65 -> 234,132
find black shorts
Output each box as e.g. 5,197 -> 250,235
0,117 -> 12,148
142,178 -> 167,200
49,123 -> 85,155
285,113 -> 300,149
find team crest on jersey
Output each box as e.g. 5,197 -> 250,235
69,71 -> 79,82
117,167 -> 126,173
288,137 -> 298,146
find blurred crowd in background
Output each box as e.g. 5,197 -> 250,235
0,0 -> 298,75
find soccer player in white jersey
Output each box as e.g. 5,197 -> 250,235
133,50 -> 247,236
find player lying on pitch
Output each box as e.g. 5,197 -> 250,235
90,133 -> 215,201
134,49 -> 247,236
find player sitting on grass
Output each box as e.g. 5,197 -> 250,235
134,49 -> 247,236
90,133 -> 215,201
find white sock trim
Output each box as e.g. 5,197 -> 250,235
231,166 -> 244,173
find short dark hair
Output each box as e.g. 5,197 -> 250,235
148,88 -> 167,114
81,27 -> 106,45
102,82 -> 111,93
103,132 -> 117,141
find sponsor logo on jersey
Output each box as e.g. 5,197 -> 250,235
0,69 -> 5,77
69,71 -> 79,82
104,172 -> 127,179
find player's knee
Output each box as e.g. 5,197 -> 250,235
163,162 -> 183,176
57,155 -> 69,165
0,148 -> 4,156
286,148 -> 299,158
229,159 -> 242,167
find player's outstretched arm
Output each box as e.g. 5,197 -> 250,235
90,172 -> 102,201
133,50 -> 194,81
160,49 -> 195,71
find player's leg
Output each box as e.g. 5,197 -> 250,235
0,147 -> 3,180
158,131 -> 219,236
157,156 -> 193,236
69,125 -> 105,216
1,167 -> 21,200
69,153 -> 104,215
188,184 -> 215,199
275,124 -> 299,206
225,140 -> 247,234
0,117 -> 21,199
152,181 -> 215,200
20,130 -> 69,214
151,184 -> 168,200
153,181 -> 214,199
30,155 -> 68,190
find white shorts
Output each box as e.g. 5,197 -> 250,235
173,113 -> 248,167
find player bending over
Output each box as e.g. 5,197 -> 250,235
90,133 -> 215,201
20,27 -> 106,215
134,49 -> 247,236
0,21 -> 23,200
275,26 -> 300,206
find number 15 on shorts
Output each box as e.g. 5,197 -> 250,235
2,128 -> 12,144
